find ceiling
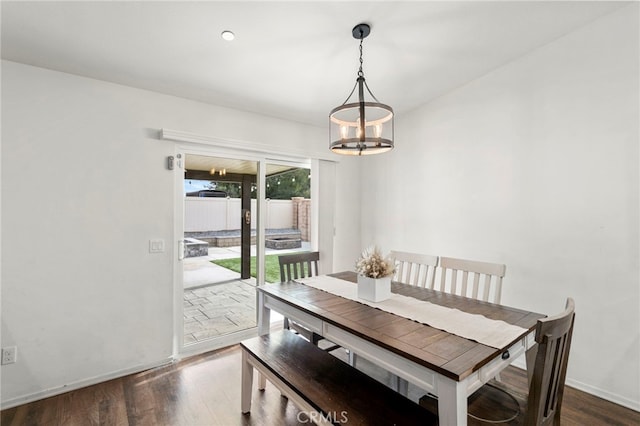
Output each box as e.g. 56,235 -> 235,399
185,154 -> 296,176
1,1 -> 627,127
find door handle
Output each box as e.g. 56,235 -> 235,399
244,210 -> 251,225
178,240 -> 185,261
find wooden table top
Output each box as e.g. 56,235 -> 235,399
259,271 -> 545,381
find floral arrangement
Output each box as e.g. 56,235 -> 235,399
355,246 -> 396,279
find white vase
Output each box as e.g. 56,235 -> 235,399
357,275 -> 391,302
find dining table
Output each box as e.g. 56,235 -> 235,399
256,271 -> 545,426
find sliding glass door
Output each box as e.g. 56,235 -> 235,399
174,147 -> 317,357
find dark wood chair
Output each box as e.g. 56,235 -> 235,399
278,252 -> 339,351
278,251 -> 320,285
420,297 -> 575,425
522,297 -> 575,425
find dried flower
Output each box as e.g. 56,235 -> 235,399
355,246 -> 395,279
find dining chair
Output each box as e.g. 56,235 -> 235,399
437,256 -> 507,304
391,251 -> 439,288
420,298 -> 576,426
278,252 -> 339,351
383,251 -> 439,393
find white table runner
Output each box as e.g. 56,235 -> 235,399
297,275 -> 526,349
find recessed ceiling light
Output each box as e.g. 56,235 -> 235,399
221,30 -> 235,41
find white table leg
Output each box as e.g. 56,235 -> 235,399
257,291 -> 270,336
348,350 -> 357,367
258,373 -> 267,390
256,291 -> 270,390
394,375 -> 409,396
241,350 -> 253,413
525,343 -> 538,387
437,376 -> 467,426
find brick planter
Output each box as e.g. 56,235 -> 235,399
265,237 -> 302,250
184,238 -> 209,257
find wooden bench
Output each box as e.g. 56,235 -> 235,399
241,331 -> 438,425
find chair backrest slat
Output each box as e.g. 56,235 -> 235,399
278,251 -> 320,282
390,251 -> 439,289
460,270 -> 469,296
438,256 -> 506,303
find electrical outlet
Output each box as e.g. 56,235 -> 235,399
1,346 -> 17,365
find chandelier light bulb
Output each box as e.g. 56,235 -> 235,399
340,125 -> 349,139
373,123 -> 382,138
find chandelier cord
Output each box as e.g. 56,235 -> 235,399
358,36 -> 364,77
356,30 -> 381,103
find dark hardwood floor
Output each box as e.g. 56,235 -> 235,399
2,344 -> 638,426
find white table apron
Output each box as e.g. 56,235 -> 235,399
257,284 -> 536,426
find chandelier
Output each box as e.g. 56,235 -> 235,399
330,23 -> 394,156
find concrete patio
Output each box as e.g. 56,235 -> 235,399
182,242 -> 310,345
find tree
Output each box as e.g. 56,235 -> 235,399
211,181 -> 242,198
266,168 -> 310,199
208,168 -> 311,200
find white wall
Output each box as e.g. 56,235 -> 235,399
331,155 -> 362,272
0,60 -> 361,407
361,5 -> 639,409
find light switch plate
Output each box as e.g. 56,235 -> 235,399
149,239 -> 165,253
2,346 -> 17,365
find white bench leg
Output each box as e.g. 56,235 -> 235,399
241,350 -> 254,413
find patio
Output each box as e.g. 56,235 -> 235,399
182,242 -> 310,345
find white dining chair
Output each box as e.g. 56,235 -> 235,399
437,256 -> 506,304
365,251 -> 439,395
391,251 -> 439,289
436,256 -> 507,384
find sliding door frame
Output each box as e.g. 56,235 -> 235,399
170,136 -> 332,359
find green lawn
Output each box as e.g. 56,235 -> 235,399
212,252 -> 309,283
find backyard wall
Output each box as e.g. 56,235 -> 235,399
184,197 -> 296,232
292,197 -> 311,242
360,5 -> 639,409
0,60 -> 362,407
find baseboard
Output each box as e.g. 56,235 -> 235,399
564,378 -> 640,412
0,357 -> 173,410
509,355 -> 639,412
3,323 -> 285,410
